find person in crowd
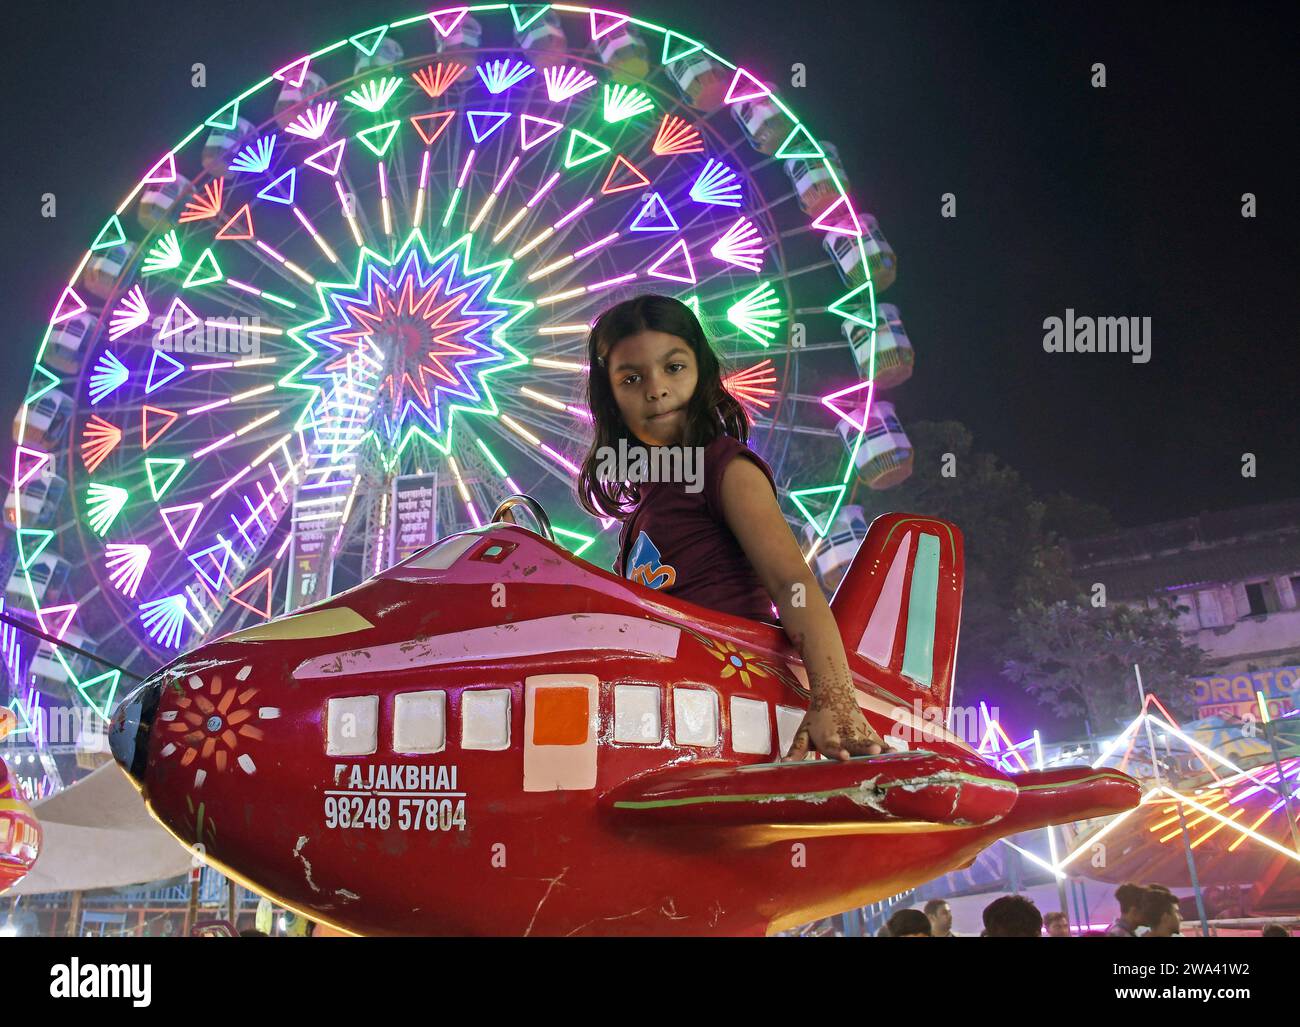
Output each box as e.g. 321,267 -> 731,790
1260,924 -> 1290,938
1043,911 -> 1072,937
885,908 -> 933,937
982,895 -> 1044,937
1105,882 -> 1147,937
1138,888 -> 1182,938
924,899 -> 958,937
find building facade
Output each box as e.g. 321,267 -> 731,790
1070,500 -> 1300,716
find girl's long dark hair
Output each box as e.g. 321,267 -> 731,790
576,294 -> 750,519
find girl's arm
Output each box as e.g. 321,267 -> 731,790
718,457 -> 884,761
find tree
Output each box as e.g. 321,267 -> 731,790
1002,598 -> 1207,730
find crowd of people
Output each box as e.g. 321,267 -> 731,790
879,886 -> 1294,937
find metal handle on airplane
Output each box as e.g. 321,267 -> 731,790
491,495 -> 555,542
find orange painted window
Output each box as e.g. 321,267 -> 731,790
532,687 -> 590,746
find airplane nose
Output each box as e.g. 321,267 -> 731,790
109,674 -> 164,786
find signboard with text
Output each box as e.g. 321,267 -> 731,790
1193,665 -> 1299,720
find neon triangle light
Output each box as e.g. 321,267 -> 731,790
590,10 -> 629,40
790,484 -> 848,537
724,67 -> 772,105
52,286 -> 87,324
142,405 -> 179,450
26,366 -> 59,406
600,154 -> 650,195
257,168 -> 297,205
158,298 -> 200,340
349,26 -> 389,56
143,152 -> 177,185
661,31 -> 704,65
145,457 -> 186,501
410,111 -> 456,146
230,568 -> 274,619
75,670 -> 121,723
146,350 -> 185,394
510,4 -> 551,32
17,529 -> 54,569
189,538 -> 234,591
205,99 -> 240,131
811,194 -> 863,237
216,204 -> 255,240
91,216 -> 126,251
646,238 -> 696,284
564,128 -> 611,168
38,603 -> 78,640
628,192 -> 678,232
161,502 -> 203,549
827,280 -> 877,330
356,120 -> 401,157
429,7 -> 470,37
183,248 -> 224,288
774,123 -> 824,159
821,378 -> 875,432
273,55 -> 311,88
304,139 -> 346,176
466,110 -> 511,143
519,114 -> 563,151
14,447 -> 51,488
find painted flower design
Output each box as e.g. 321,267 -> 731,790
159,666 -> 274,785
702,638 -> 773,689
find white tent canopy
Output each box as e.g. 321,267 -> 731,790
6,763 -> 193,895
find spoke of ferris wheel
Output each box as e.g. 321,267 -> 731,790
481,414 -> 583,492
336,166 -> 382,252
748,418 -> 840,439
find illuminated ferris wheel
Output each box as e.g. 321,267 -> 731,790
2,5 -> 915,719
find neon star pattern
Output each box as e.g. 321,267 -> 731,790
286,231 -> 526,459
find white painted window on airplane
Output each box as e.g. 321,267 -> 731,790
461,688 -> 511,750
614,684 -> 662,743
673,688 -> 718,748
393,690 -> 447,754
775,705 -> 805,758
730,696 -> 772,756
326,695 -> 378,757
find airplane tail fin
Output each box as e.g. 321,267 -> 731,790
829,512 -> 965,713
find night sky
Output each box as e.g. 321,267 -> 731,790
2,0 -> 1294,528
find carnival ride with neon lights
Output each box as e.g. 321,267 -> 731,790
970,699 -> 1300,918
0,707 -> 41,890
3,5 -> 913,734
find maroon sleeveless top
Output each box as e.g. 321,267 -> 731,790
614,435 -> 780,624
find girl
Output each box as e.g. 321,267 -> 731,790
576,294 -> 883,762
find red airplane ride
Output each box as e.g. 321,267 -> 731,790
108,505 -> 1139,935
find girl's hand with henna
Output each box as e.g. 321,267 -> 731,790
783,680 -> 885,762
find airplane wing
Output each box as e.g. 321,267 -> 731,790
600,749 -> 1019,830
